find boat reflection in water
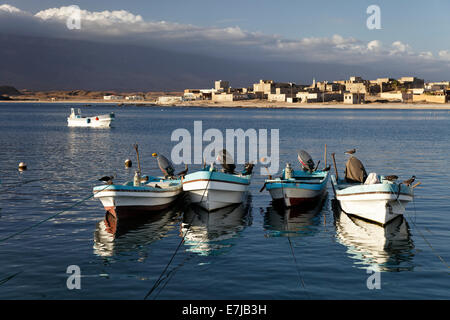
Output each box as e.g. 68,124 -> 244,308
93,206 -> 180,257
181,197 -> 252,256
332,200 -> 415,272
264,196 -> 326,237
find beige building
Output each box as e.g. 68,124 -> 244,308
212,92 -> 252,102
215,80 -> 230,92
380,91 -> 412,102
296,92 -> 343,103
412,92 -> 448,103
397,77 -> 424,89
344,92 -> 365,104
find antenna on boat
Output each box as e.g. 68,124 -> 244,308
134,143 -> 142,177
331,152 -> 339,181
324,144 -> 327,168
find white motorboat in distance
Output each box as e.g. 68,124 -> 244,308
67,108 -> 115,127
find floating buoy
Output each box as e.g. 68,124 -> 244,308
125,159 -> 132,168
18,162 -> 27,171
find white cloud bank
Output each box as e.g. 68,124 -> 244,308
1,4 -> 450,71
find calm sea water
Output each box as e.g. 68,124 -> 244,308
0,103 -> 449,299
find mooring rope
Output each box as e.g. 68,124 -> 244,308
1,178 -> 47,193
388,184 -> 449,271
280,179 -> 310,299
0,184 -> 112,243
0,271 -> 21,286
144,172 -> 212,300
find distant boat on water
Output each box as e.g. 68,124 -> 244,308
67,108 -> 115,127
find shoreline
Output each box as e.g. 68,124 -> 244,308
1,99 -> 450,110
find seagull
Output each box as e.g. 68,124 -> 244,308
384,175 -> 398,182
99,175 -> 114,185
152,153 -> 175,178
344,148 -> 356,155
402,176 -> 416,186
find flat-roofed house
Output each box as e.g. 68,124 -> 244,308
344,92 -> 365,104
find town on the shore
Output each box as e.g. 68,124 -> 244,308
2,75 -> 449,106
154,76 -> 448,105
118,76 -> 446,105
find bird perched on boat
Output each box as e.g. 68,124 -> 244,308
344,148 -> 356,155
152,153 -> 175,178
176,164 -> 189,178
402,176 -> 416,186
242,162 -> 254,176
99,175 -> 114,185
384,175 -> 398,182
217,149 -> 236,174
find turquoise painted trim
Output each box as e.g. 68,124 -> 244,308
183,169 -> 251,185
265,170 -> 329,191
93,176 -> 181,192
331,174 -> 413,195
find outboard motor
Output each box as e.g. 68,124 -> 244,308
217,149 -> 236,174
297,150 -> 315,172
344,156 -> 368,183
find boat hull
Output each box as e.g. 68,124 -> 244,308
182,170 -> 251,211
331,175 -> 414,226
268,184 -> 326,207
265,170 -> 329,207
93,184 -> 181,219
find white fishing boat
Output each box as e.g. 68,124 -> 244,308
93,176 -> 182,220
93,147 -> 188,219
262,150 -> 329,207
67,108 -> 115,127
183,169 -> 252,211
182,150 -> 253,211
330,151 -> 417,226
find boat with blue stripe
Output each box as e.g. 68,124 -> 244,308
182,150 -> 254,211
262,150 -> 329,207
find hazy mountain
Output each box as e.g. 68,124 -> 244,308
0,33 -> 392,91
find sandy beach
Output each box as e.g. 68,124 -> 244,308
2,98 -> 450,110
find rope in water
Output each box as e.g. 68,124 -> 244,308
280,179 -> 310,298
0,184 -> 112,243
144,173 -> 212,300
389,184 -> 449,270
0,272 -> 21,286
1,178 -> 47,193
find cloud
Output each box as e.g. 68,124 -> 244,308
0,4 -> 23,14
1,4 -> 450,75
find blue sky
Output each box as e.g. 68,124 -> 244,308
4,0 -> 450,54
